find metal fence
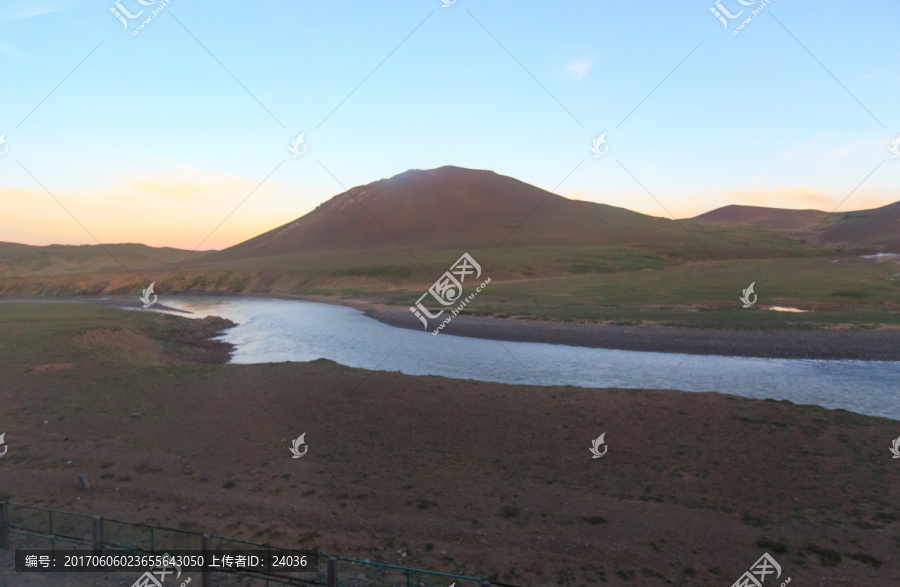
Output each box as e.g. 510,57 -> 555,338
0,502 -> 493,587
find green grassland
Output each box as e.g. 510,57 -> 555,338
306,254 -> 900,329
417,255 -> 900,329
165,250 -> 900,330
0,242 -> 211,277
0,303 -> 139,366
1,238 -> 897,329
0,302 -> 229,370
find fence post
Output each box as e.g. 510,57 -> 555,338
91,515 -> 102,554
327,556 -> 337,587
0,502 -> 9,550
202,534 -> 212,587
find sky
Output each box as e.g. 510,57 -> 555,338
1,0 -> 899,250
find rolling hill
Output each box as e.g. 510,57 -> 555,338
195,166 -> 813,266
691,202 -> 900,252
0,242 -> 211,278
689,205 -> 832,232
812,201 -> 900,251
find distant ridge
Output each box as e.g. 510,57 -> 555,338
0,242 -> 207,277
691,202 -> 900,251
812,200 -> 900,251
690,205 -> 831,232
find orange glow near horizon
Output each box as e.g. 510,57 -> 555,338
0,172 -> 307,250
3,180 -> 896,250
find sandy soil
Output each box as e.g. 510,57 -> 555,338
1,303 -> 899,586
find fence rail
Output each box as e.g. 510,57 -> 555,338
0,502 -> 496,587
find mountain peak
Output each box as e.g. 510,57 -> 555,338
211,167 -> 588,259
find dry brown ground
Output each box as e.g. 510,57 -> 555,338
0,303 -> 898,586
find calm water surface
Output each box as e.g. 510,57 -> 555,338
161,296 -> 900,420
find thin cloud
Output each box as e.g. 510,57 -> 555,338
0,0 -> 82,23
121,171 -> 266,204
563,54 -> 593,80
723,186 -> 895,211
725,186 -> 833,209
0,39 -> 22,58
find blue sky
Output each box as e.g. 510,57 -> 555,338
1,0 -> 899,249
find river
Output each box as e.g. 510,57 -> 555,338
155,296 -> 900,420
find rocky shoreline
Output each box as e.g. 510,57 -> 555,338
350,301 -> 900,361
